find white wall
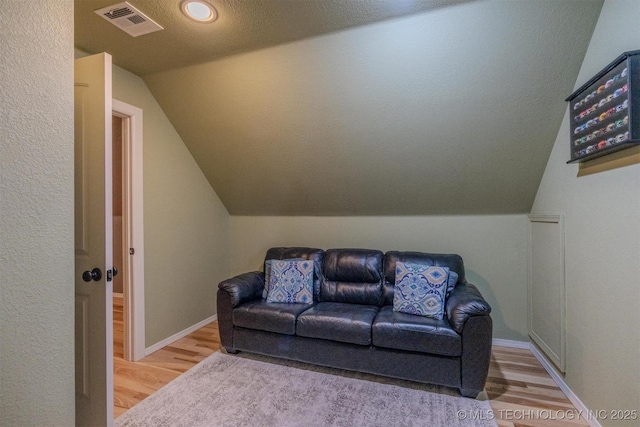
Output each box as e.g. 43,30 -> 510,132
0,1 -> 75,425
531,1 -> 640,423
231,215 -> 529,341
110,65 -> 231,346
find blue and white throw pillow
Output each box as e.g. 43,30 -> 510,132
393,262 -> 449,319
263,258 -> 304,299
266,259 -> 314,304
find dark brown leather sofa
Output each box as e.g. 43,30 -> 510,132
217,247 -> 492,398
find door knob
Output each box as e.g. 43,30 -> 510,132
82,268 -> 102,282
113,266 -> 118,277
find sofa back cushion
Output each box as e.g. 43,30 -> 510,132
320,249 -> 383,305
382,251 -> 467,306
265,247 -> 325,301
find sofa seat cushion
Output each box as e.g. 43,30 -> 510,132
372,306 -> 461,356
296,302 -> 379,346
233,300 -> 313,335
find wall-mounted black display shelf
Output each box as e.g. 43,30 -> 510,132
566,50 -> 639,163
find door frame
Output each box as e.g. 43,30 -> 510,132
113,99 -> 146,361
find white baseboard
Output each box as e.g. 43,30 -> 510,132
145,314 -> 218,356
528,343 -> 602,427
492,338 -> 529,349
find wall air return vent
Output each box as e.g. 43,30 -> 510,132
95,2 -> 163,37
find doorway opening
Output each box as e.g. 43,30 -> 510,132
112,100 -> 145,363
113,115 -> 124,359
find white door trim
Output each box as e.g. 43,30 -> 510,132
113,99 -> 146,361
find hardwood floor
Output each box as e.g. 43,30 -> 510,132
113,295 -> 220,418
113,296 -> 588,425
487,346 -> 588,426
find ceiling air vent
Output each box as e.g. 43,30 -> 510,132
94,2 -> 163,37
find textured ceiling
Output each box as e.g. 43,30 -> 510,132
76,0 -> 603,216
75,0 -> 471,76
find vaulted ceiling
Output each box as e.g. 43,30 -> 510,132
75,0 -> 604,215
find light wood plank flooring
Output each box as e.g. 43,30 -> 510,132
487,346 -> 588,426
113,295 -> 220,418
113,296 -> 588,425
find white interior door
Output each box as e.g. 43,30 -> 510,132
74,52 -> 114,426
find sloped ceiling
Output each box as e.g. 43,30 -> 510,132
75,0 -> 472,76
76,0 -> 603,215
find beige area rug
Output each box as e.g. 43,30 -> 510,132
116,351 -> 497,427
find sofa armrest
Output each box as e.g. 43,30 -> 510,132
445,283 -> 491,334
446,283 -> 492,398
218,271 -> 265,308
217,271 -> 264,352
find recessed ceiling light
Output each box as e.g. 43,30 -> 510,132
181,0 -> 217,23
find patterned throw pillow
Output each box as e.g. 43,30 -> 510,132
393,263 -> 449,319
263,258 -> 304,299
266,259 -> 314,304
